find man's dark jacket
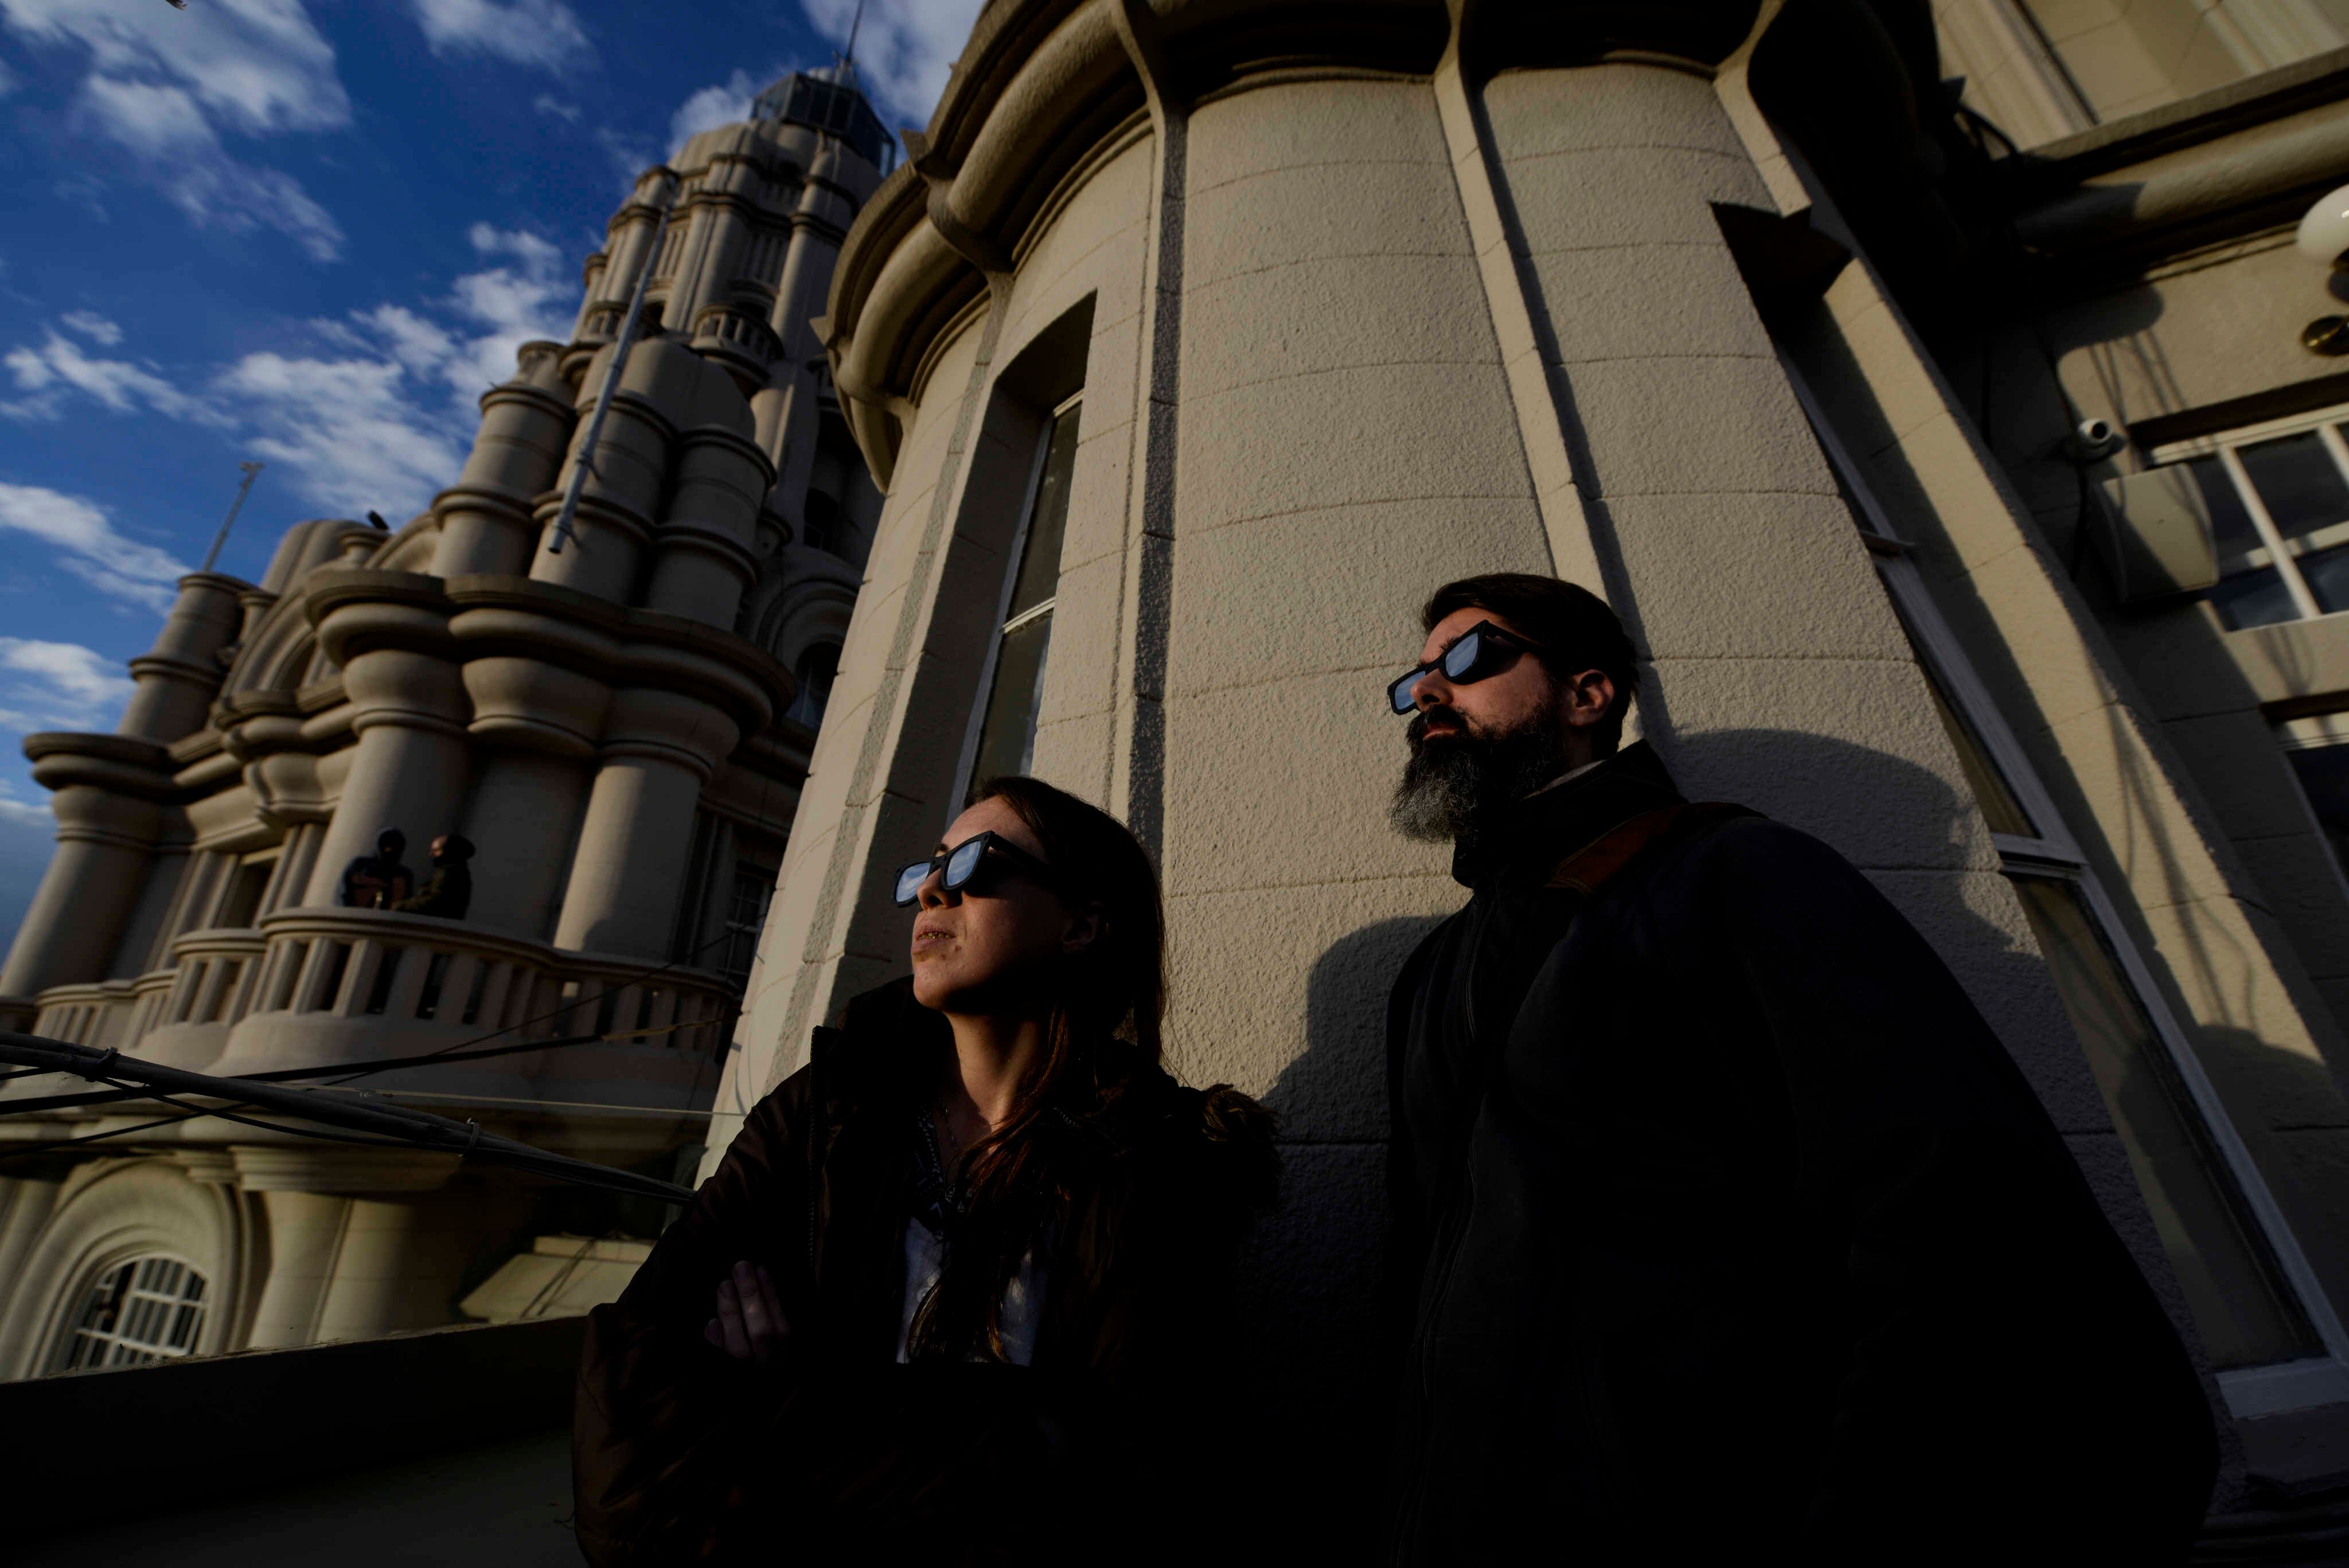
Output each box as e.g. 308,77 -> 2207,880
1384,743 -> 2217,1562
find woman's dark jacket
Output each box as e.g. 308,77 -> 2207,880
1384,743 -> 2218,1562
573,980 -> 1275,1565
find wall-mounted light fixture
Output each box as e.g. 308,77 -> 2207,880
2297,183 -> 2349,356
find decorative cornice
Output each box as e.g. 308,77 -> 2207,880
825,0 -> 1760,482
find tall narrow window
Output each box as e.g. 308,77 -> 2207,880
964,395 -> 1080,793
789,643 -> 840,729
1779,350 -> 2349,1414
719,860 -> 771,989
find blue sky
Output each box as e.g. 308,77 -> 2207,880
0,0 -> 980,956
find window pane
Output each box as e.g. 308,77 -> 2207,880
2181,455 -> 2262,556
1006,403 -> 1081,621
1882,588 -> 2036,836
2008,875 -> 2319,1369
2238,432 -> 2349,542
2299,542 -> 2349,617
2285,739 -> 2349,875
1918,662 -> 2036,837
970,612 -> 1053,788
2209,566 -> 2300,630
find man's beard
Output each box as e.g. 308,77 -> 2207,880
1388,704 -> 1571,845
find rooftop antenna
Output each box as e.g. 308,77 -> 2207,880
841,0 -> 866,80
200,461 -> 264,574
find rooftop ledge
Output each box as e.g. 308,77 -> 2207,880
9,1315 -> 584,1548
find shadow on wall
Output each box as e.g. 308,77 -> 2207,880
1236,912 -> 1441,1553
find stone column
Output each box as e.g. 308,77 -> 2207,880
529,339 -> 699,603
0,744 -> 174,1000
430,342 -> 576,580
235,1146 -> 463,1348
119,574 -> 244,744
459,750 -> 594,941
553,691 -> 739,957
644,426 -> 771,629
300,648 -> 473,906
752,158 -> 852,502
239,1188 -> 350,1349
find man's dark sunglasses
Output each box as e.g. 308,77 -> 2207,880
1386,621 -> 1544,716
892,831 -> 1058,907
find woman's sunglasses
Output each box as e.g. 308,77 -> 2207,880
892,831 -> 1058,907
1386,621 -> 1544,716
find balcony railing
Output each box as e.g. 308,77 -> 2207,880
10,909 -> 737,1119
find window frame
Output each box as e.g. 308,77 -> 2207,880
949,389 -> 1084,810
1782,354 -> 2349,1416
2149,400 -> 2349,625
53,1255 -> 211,1373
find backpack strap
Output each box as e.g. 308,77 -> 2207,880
1544,801 -> 1758,899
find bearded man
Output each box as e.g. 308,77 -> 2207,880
1380,573 -> 2215,1562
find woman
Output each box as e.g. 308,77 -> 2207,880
573,777 -> 1276,1564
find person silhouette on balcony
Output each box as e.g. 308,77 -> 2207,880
337,828 -> 414,910
393,834 -> 474,920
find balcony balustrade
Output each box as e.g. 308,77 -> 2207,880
6,908 -> 736,1128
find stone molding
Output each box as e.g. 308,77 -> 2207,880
22,733 -> 178,805
824,0 -> 1765,483
229,1145 -> 460,1195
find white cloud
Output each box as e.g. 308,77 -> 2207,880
59,311 -> 122,346
2,330 -> 223,424
0,54 -> 17,99
595,125 -> 654,187
408,0 -> 592,72
0,785 -> 47,828
797,0 -> 982,130
2,0 -> 348,131
533,92 -> 580,123
213,223 -> 574,516
5,0 -> 349,261
669,69 -> 756,157
0,637 -> 136,734
77,76 -> 345,260
216,352 -> 470,521
0,485 -> 188,615
0,222 -> 577,519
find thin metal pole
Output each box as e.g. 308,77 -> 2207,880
200,461 -> 264,575
547,174 -> 680,556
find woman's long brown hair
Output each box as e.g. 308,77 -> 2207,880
903,774 -> 1166,1362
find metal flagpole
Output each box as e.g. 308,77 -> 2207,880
546,173 -> 681,556
199,461 -> 264,574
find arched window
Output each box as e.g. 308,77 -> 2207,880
54,1256 -> 209,1371
790,642 -> 841,728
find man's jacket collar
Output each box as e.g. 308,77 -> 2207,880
1450,740 -> 1685,892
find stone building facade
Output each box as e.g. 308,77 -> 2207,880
11,0 -> 2349,1554
706,0 -> 2349,1546
0,72 -> 888,1373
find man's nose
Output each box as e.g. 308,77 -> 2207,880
1415,670 -> 1456,711
916,869 -> 953,910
